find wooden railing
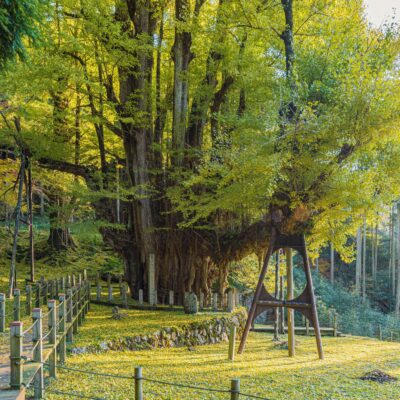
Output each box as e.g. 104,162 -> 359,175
7,276 -> 90,398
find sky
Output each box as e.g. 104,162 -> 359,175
364,0 -> 399,26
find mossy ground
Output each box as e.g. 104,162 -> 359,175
73,304 -> 231,347
42,333 -> 400,400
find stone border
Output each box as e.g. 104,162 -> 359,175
71,308 -> 247,354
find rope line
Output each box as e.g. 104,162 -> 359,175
22,320 -> 37,336
43,363 -> 133,379
141,377 -> 231,393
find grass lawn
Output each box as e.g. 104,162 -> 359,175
42,332 -> 400,400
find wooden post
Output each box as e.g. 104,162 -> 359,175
135,366 -> 143,400
86,281 -> 91,312
122,283 -> 128,308
213,293 -> 218,311
32,308 -> 44,398
72,275 -> 76,287
119,275 -> 123,297
48,300 -> 57,378
227,290 -> 234,313
107,275 -> 113,302
0,294 -> 5,332
333,313 -> 338,337
279,275 -> 285,334
59,294 -> 66,364
61,277 -> 65,292
96,281 -> 101,301
10,321 -> 23,389
83,269 -> 87,281
231,378 -> 240,400
379,325 -> 382,340
148,254 -> 155,306
13,288 -> 21,321
78,274 -> 82,287
286,248 -> 295,357
306,319 -> 310,336
66,289 -> 73,342
228,326 -> 237,361
169,291 -> 174,308
73,288 -> 78,334
67,275 -> 71,289
43,282 -> 48,304
35,284 -> 40,307
139,289 -> 144,305
55,279 -> 59,297
26,285 -> 32,316
199,292 -> 204,310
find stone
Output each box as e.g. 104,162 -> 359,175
184,292 -> 198,314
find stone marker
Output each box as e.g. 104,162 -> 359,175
184,292 -> 198,314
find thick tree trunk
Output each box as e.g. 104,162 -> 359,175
9,155 -> 25,297
47,194 -> 76,251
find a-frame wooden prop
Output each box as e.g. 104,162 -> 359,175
238,227 -> 324,359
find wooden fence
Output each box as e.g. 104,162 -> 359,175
5,273 -> 90,399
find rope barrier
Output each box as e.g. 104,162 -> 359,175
141,377 -> 231,394
238,392 -> 270,399
22,320 -> 37,336
43,363 -> 133,379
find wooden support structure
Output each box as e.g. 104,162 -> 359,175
238,228 -> 324,359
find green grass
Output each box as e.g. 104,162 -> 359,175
42,332 -> 400,400
73,304 -> 232,347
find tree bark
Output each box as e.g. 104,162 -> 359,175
330,242 -> 334,285
9,155 -> 25,297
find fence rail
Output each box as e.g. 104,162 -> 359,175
5,272 -> 91,399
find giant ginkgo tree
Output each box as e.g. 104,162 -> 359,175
1,0 -> 400,302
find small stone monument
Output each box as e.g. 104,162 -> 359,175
184,292 -> 198,314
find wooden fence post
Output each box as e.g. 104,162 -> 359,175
67,275 -> 71,289
0,294 -> 5,333
72,275 -> 76,287
228,326 -> 237,361
43,282 -> 48,304
73,288 -> 78,334
32,308 -> 44,398
48,300 -> 57,378
78,274 -> 82,287
199,292 -> 204,311
96,281 -> 101,301
66,289 -> 73,342
379,325 -> 382,341
59,294 -> 66,364
119,275 -> 123,298
10,321 -> 23,389
55,279 -> 59,297
77,285 -> 82,327
169,291 -> 174,308
306,319 -> 310,336
122,283 -> 128,309
35,284 -> 40,307
83,269 -> 87,281
231,378 -> 240,400
26,285 -> 32,316
13,289 -> 21,321
333,313 -> 338,337
86,281 -> 91,312
135,366 -> 143,400
61,277 -> 65,292
213,293 -> 218,311
227,290 -> 234,313
107,276 -> 113,302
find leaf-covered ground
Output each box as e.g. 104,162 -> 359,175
42,333 -> 400,400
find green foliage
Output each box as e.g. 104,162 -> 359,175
0,0 -> 42,66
